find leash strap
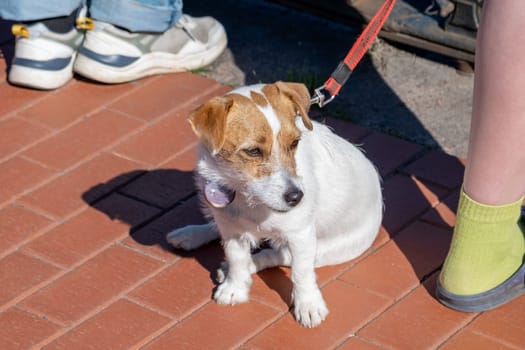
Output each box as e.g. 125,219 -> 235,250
311,0 -> 397,107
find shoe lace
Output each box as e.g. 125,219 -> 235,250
12,3 -> 93,40
11,16 -> 93,39
175,15 -> 198,42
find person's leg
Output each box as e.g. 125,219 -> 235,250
88,0 -> 182,33
74,0 -> 227,83
463,0 -> 525,205
438,0 -> 525,311
0,0 -> 81,21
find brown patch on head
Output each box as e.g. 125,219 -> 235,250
250,91 -> 268,108
189,92 -> 275,180
261,82 -> 313,176
221,93 -> 276,179
188,96 -> 233,154
189,83 -> 313,181
274,81 -> 313,130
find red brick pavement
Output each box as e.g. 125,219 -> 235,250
1,67 -> 523,349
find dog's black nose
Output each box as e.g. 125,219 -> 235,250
284,188 -> 304,207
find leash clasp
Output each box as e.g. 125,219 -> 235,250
310,84 -> 335,108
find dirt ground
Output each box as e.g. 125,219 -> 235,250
186,0 -> 474,158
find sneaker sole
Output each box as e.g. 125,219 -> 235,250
436,262 -> 525,312
73,35 -> 227,84
8,54 -> 76,90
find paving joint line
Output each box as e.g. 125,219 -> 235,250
126,191 -> 199,232
0,274 -> 67,317
157,141 -> 199,168
136,300 -> 214,348
235,306 -> 291,350
0,211 -> 58,261
462,327 -> 522,350
104,79 -> 225,128
25,253 -> 169,349
380,147 -> 430,183
124,295 -> 179,320
1,233 -> 132,314
0,86 -> 59,121
433,311 -> 483,349
129,316 -> 180,350
3,76 -> 155,161
15,304 -> 66,328
350,281 -> 421,341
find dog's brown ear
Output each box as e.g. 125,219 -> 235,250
188,96 -> 233,154
275,81 -> 313,130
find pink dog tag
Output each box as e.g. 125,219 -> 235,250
204,182 -> 235,208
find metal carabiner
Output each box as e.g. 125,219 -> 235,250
310,84 -> 336,108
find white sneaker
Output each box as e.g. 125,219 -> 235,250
9,13 -> 88,90
74,15 -> 228,83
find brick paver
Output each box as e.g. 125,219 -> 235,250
1,46 -> 523,350
358,275 -> 476,350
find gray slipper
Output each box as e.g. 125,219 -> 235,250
436,262 -> 525,312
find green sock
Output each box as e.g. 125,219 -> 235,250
440,189 -> 525,295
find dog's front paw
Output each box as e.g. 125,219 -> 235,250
214,281 -> 250,305
293,290 -> 329,328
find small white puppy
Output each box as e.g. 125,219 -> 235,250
167,82 -> 382,327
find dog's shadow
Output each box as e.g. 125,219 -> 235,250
81,167 -> 295,306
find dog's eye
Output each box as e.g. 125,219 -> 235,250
243,147 -> 263,158
290,138 -> 300,150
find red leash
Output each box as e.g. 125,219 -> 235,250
311,0 -> 397,107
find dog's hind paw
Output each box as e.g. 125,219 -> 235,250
214,281 -> 250,305
293,291 -> 329,328
166,224 -> 218,251
216,261 -> 229,284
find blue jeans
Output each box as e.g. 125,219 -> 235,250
0,0 -> 183,32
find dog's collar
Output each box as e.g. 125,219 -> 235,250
204,181 -> 236,208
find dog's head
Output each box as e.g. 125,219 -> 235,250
189,82 -> 313,212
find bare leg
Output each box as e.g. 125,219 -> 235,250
438,0 -> 525,307
464,0 -> 525,205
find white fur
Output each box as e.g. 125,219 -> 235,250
167,84 -> 383,328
